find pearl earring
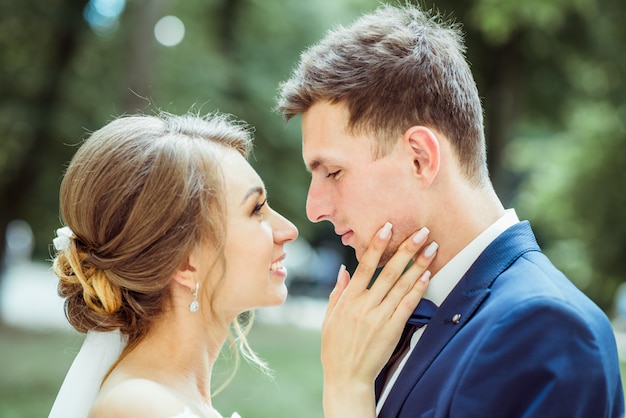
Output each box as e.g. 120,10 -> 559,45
189,282 -> 200,313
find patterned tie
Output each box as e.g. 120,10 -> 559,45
406,298 -> 438,328
375,298 -> 437,399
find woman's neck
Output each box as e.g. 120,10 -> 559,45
118,308 -> 230,408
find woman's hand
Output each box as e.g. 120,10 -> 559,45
321,222 -> 437,418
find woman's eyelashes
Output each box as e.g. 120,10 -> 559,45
252,199 -> 267,216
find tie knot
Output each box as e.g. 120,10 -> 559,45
407,298 -> 437,328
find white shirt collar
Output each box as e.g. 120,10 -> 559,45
424,209 -> 520,306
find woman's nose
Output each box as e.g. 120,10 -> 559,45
273,211 -> 299,244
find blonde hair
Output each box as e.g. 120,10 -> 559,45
52,111 -> 268,382
277,4 -> 489,186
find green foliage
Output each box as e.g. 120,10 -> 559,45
468,0 -> 594,45
511,102 -> 626,309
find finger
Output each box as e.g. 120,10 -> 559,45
389,270 -> 432,326
367,227 -> 431,303
344,222 -> 394,295
410,241 -> 439,273
322,264 -> 349,327
379,240 -> 438,308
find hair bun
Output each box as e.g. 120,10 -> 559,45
53,246 -> 123,332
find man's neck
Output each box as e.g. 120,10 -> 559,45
427,185 -> 505,276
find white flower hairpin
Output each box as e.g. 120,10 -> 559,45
53,226 -> 74,251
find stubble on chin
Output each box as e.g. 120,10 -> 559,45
354,239 -> 400,268
378,247 -> 396,267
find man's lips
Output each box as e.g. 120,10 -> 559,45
339,230 -> 354,246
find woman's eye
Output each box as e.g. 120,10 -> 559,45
326,170 -> 340,179
253,199 -> 267,216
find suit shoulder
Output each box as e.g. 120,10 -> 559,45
492,251 -> 607,322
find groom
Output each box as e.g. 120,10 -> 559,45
277,3 -> 624,417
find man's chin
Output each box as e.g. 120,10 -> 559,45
353,246 -> 394,268
378,249 -> 395,267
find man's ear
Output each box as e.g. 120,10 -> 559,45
403,126 -> 440,187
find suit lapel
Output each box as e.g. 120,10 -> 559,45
378,222 -> 541,418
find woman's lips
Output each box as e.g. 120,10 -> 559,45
270,260 -> 284,271
270,254 -> 287,277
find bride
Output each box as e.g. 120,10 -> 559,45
48,112 -> 436,418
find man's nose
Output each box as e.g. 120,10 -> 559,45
305,179 -> 331,223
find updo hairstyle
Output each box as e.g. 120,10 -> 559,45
52,112 -> 252,348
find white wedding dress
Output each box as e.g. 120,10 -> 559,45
49,330 -> 241,418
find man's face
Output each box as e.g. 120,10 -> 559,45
302,101 -> 421,264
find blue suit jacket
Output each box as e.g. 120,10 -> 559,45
375,222 -> 624,417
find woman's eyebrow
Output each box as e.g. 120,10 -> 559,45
241,186 -> 265,205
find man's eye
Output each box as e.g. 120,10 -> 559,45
326,170 -> 340,179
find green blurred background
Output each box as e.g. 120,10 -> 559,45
0,0 -> 625,416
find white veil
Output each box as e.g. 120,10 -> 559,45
49,329 -> 127,418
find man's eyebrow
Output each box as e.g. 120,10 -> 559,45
306,158 -> 330,173
241,186 -> 265,204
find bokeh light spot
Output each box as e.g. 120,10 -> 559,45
154,15 -> 185,47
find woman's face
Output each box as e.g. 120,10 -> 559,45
210,148 -> 298,316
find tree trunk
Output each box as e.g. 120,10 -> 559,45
121,0 -> 164,113
483,37 -> 524,206
0,0 -> 88,294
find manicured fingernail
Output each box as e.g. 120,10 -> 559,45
420,270 -> 431,282
424,241 -> 439,258
412,227 -> 430,245
379,222 -> 393,239
336,264 -> 346,282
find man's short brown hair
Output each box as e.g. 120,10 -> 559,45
277,4 -> 488,186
